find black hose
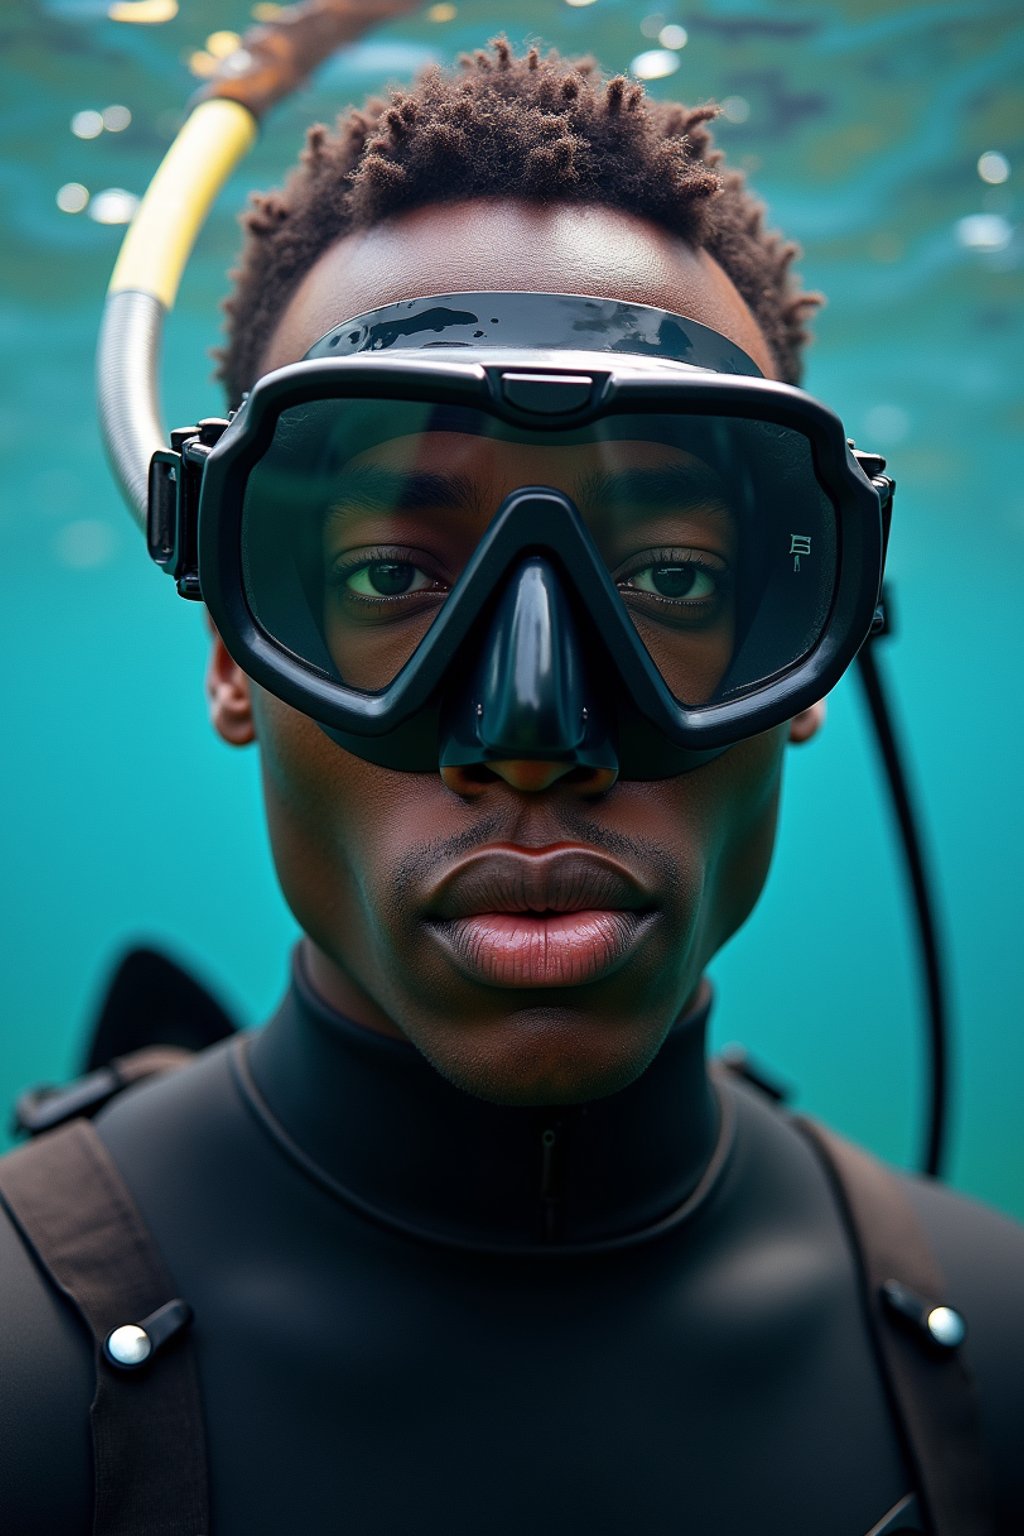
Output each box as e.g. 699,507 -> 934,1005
856,639 -> 949,1177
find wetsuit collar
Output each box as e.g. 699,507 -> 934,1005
241,946 -> 723,1252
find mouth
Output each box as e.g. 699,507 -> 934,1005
424,845 -> 657,989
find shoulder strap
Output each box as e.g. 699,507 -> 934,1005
14,1045 -> 194,1136
794,1116 -> 993,1536
0,1116 -> 209,1536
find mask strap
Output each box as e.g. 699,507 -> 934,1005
303,293 -> 765,377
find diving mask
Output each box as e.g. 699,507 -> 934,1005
148,292 -> 893,779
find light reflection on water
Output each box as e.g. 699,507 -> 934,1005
2,0 -> 1021,1213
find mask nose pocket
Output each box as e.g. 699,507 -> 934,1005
438,555 -> 619,776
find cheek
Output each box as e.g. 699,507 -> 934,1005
697,727 -> 786,953
252,691 -> 376,926
577,727 -> 786,986
251,689 -> 452,953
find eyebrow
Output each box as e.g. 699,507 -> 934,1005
324,466 -> 480,522
573,463 -> 735,520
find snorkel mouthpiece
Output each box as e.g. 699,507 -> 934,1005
439,539 -> 619,778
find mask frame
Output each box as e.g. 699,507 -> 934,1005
149,309 -> 891,778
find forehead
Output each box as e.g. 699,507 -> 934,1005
257,198 -> 778,379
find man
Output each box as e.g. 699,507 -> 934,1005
2,40 -> 1022,1536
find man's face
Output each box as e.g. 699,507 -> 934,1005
210,199 -> 822,1106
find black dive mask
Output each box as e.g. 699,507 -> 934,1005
149,292 -> 893,779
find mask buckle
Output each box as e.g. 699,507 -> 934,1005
147,418 -> 228,599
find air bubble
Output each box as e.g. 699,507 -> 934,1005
629,49 -> 681,81
71,110 -> 104,140
56,182 -> 89,214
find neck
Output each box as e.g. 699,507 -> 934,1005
243,947 -> 722,1252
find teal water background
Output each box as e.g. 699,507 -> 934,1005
2,0 -> 1022,1215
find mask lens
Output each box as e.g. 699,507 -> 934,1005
240,399 -> 837,705
609,414 -> 837,706
243,399 -> 468,691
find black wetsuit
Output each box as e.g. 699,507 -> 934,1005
3,955 -> 1023,1534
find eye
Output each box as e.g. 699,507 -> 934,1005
626,563 -> 718,601
342,560 -> 436,598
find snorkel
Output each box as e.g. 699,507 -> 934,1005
95,1 -> 951,1178
98,0 -> 420,530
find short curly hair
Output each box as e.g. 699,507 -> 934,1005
219,37 -> 820,405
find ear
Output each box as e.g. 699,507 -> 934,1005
788,698 -> 826,746
206,616 -> 256,746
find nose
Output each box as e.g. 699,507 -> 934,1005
438,554 -> 619,793
440,756 -> 618,796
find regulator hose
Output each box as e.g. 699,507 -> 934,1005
856,634 -> 950,1177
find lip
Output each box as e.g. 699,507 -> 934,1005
424,845 -> 657,988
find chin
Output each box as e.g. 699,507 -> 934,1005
418,1012 -> 665,1108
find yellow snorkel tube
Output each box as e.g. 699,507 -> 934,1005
98,0 -> 420,531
